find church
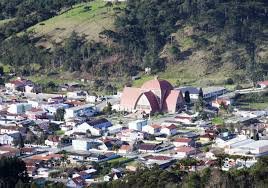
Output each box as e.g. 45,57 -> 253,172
120,77 -> 184,114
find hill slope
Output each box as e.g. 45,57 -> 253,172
27,0 -> 124,49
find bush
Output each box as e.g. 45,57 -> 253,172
224,78 -> 234,85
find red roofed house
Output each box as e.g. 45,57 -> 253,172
173,138 -> 194,147
175,146 -> 197,158
142,124 -> 162,135
45,135 -> 61,147
120,77 -> 184,114
160,124 -> 177,136
212,98 -> 233,109
5,77 -> 33,92
257,80 -> 268,89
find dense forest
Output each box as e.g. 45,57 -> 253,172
0,0 -> 267,86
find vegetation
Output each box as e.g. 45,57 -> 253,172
96,157 -> 268,188
0,157 -> 29,188
0,0 -> 267,87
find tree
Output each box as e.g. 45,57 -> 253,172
54,108 -> 65,121
103,102 -> 112,115
13,134 -> 24,148
0,157 -> 29,188
184,91 -> 191,103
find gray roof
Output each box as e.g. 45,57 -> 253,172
176,86 -> 200,94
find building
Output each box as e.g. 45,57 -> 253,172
45,135 -> 61,147
8,103 -> 32,114
257,80 -> 268,89
0,132 -> 20,145
212,98 -> 233,109
128,119 -> 148,131
173,138 -> 194,147
203,87 -> 227,99
175,146 -> 197,158
226,140 -> 268,157
176,86 -> 201,100
160,124 -> 177,136
5,77 -> 33,92
142,124 -> 161,135
120,77 -> 184,114
65,104 -> 96,120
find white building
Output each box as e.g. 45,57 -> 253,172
108,124 -> 123,134
142,125 -> 161,135
226,140 -> 268,157
8,103 -> 32,114
160,124 -> 177,136
128,119 -> 148,131
0,132 -> 19,145
65,104 -> 96,120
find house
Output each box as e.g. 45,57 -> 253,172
160,124 -> 177,136
116,129 -> 145,142
176,86 -> 201,100
88,118 -> 112,130
199,134 -> 214,144
138,143 -> 161,153
173,138 -> 194,147
257,80 -> 268,89
175,146 -> 197,158
0,146 -> 20,158
72,139 -> 103,151
142,124 -> 161,135
45,135 -> 61,147
25,108 -> 47,120
64,104 -> 96,120
8,103 -> 32,114
0,132 -> 20,145
67,176 -> 86,188
20,147 -> 37,155
141,155 -> 175,169
175,112 -> 197,124
203,87 -> 227,99
5,77 -> 33,92
104,172 -> 123,182
118,145 -> 132,154
128,119 -> 148,131
107,124 -> 123,134
212,98 -> 233,109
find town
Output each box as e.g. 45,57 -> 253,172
0,75 -> 268,187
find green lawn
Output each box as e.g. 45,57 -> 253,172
27,0 -> 125,48
212,117 -> 224,125
107,157 -> 128,164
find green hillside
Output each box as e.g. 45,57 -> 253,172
0,0 -> 268,92
27,0 -> 125,48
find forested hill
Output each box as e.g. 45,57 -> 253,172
0,0 -> 268,88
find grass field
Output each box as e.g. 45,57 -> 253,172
27,0 -> 125,48
0,18 -> 13,27
107,157 -> 128,164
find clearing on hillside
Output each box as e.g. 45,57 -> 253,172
27,0 -> 125,48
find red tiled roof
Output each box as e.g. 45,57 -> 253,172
150,124 -> 161,129
257,80 -> 268,86
175,146 -> 196,153
120,145 -> 130,150
146,155 -> 172,161
173,138 -> 192,143
165,124 -> 177,130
